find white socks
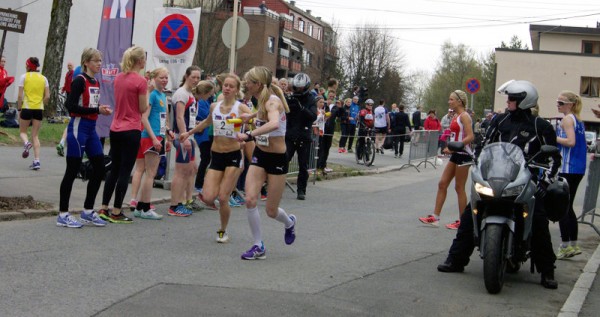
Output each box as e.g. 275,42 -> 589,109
246,206 -> 262,246
275,207 -> 293,228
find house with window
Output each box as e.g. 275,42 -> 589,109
239,0 -> 337,83
495,24 -> 600,129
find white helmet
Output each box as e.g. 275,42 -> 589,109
497,80 -> 539,110
291,73 -> 311,95
365,99 -> 374,105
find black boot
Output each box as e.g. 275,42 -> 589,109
297,190 -> 306,200
541,272 -> 558,289
437,260 -> 464,273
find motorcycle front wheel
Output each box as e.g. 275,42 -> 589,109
483,224 -> 508,294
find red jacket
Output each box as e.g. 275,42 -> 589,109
62,70 -> 74,93
424,116 -> 441,131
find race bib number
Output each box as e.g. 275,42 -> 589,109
89,87 -> 100,108
214,119 -> 235,137
188,105 -> 197,129
450,132 -> 456,140
160,112 -> 167,135
256,134 -> 269,146
365,113 -> 373,120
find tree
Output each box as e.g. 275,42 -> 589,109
42,0 -> 72,117
340,25 -> 405,104
403,70 -> 430,109
500,35 -> 529,50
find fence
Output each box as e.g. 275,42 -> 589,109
286,128 -> 319,192
400,130 -> 440,172
580,154 -> 600,236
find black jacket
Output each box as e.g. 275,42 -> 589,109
390,111 -> 411,133
412,111 -> 422,129
484,108 -> 560,178
285,92 -> 318,142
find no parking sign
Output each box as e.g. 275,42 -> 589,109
153,8 -> 201,90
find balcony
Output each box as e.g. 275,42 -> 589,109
278,56 -> 290,69
243,7 -> 279,20
279,48 -> 290,58
290,61 -> 302,72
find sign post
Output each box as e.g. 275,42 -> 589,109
466,77 -> 480,111
0,8 -> 28,57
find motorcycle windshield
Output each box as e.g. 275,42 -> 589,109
478,142 -> 524,181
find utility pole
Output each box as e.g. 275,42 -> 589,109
228,0 -> 239,73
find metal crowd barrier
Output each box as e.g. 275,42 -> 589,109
286,128 -> 319,192
580,153 -> 600,236
400,130 -> 440,172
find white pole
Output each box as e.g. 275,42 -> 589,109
228,0 -> 239,73
470,93 -> 474,111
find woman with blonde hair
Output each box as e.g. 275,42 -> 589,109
555,90 -> 586,259
236,66 -> 296,260
419,90 -> 474,229
98,45 -> 149,223
181,74 -> 252,243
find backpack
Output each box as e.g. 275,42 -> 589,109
77,155 -> 112,181
0,108 -> 19,128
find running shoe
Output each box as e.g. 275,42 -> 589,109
241,243 -> 266,260
168,204 -> 192,217
445,220 -> 460,230
56,143 -> 65,157
419,215 -> 439,227
187,199 -> 204,212
30,161 -> 41,170
107,212 -> 133,224
229,195 -> 241,207
348,148 -> 354,153
97,208 -> 111,221
140,209 -> 163,220
133,209 -> 142,218
129,199 -> 138,212
22,142 -> 32,158
260,194 -> 267,201
571,245 -> 582,256
556,246 -> 575,260
79,211 -> 107,227
338,148 -> 344,153
216,230 -> 230,243
324,167 -> 333,173
233,191 -> 245,205
56,213 -> 83,228
285,214 -> 297,245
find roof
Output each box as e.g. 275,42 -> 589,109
530,24 -> 600,50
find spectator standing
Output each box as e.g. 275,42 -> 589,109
423,109 -> 441,131
373,99 -> 390,154
17,57 -> 49,170
555,90 -> 587,259
192,80 -> 216,194
0,55 -> 15,112
98,46 -> 148,223
61,61 -> 74,98
285,73 -> 317,200
440,109 -> 453,131
345,96 -> 360,153
319,98 -> 341,173
389,103 -> 411,158
57,48 -> 112,228
337,97 -> 352,153
412,106 -> 423,130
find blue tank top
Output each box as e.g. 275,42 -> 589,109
557,114 -> 586,174
142,89 -> 167,138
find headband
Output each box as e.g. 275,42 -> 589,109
26,59 -> 38,71
454,91 -> 464,105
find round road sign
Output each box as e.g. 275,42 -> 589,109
155,14 -> 195,55
466,78 -> 480,94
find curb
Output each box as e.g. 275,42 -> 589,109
558,242 -> 600,317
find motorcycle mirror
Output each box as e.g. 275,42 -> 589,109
447,141 -> 464,152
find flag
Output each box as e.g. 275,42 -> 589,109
153,7 -> 201,91
96,0 -> 136,138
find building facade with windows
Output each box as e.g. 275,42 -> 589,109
495,24 -> 600,128
239,0 -> 338,83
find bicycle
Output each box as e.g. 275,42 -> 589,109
355,128 -> 376,166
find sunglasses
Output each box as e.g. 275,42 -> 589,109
556,100 -> 572,106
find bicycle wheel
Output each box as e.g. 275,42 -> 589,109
364,138 -> 376,166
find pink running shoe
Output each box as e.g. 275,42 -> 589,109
419,215 -> 439,227
445,220 -> 461,230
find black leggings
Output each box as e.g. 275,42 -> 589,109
558,173 -> 584,242
102,130 -> 141,209
59,155 -> 105,212
194,137 -> 213,189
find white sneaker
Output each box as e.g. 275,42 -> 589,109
140,209 -> 163,220
216,230 -> 230,243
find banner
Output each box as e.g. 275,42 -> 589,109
96,0 -> 136,138
153,7 -> 201,91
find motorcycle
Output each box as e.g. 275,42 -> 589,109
448,141 -> 559,294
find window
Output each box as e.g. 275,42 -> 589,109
308,24 -> 313,37
302,50 -> 312,67
582,41 -> 600,54
267,36 -> 275,53
581,76 -> 600,97
298,19 -> 304,32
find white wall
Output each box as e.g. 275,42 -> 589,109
2,0 -> 164,103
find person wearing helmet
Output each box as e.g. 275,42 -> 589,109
285,73 -> 318,200
437,80 -> 562,290
355,99 -> 375,163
